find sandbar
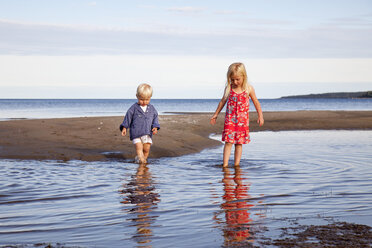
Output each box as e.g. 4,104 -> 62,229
0,111 -> 371,161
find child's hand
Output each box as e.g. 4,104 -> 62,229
210,116 -> 217,125
152,128 -> 158,135
121,128 -> 127,136
257,116 -> 264,126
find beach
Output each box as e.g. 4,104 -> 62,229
1,111 -> 372,247
0,110 -> 371,161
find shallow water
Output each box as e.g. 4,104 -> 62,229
0,130 -> 371,247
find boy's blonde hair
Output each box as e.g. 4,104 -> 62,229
136,83 -> 153,99
223,62 -> 250,99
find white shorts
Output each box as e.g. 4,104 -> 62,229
132,135 -> 153,145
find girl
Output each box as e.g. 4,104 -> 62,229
210,62 -> 264,167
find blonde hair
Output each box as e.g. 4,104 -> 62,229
136,83 -> 153,99
223,62 -> 250,99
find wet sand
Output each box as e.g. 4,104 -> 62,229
0,111 -> 371,161
262,221 -> 372,247
2,219 -> 370,248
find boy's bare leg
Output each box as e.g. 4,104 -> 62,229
135,142 -> 146,163
143,143 -> 151,162
223,142 -> 233,167
234,144 -> 242,166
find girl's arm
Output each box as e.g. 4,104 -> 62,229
210,92 -> 228,125
249,85 -> 264,126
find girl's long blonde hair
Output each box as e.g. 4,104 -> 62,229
223,62 -> 250,99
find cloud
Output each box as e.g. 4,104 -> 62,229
214,10 -> 248,15
167,6 -> 204,14
323,16 -> 372,28
138,4 -> 157,10
1,55 -> 371,99
0,18 -> 371,58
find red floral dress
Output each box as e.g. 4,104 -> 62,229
222,89 -> 250,144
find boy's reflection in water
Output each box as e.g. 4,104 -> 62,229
220,165 -> 254,245
120,163 -> 160,247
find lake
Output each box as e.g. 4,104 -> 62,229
1,130 -> 371,247
0,98 -> 371,120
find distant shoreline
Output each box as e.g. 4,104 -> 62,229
281,91 -> 372,99
2,90 -> 372,100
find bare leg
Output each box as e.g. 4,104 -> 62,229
135,142 -> 146,163
143,143 -> 151,162
234,144 -> 242,166
223,142 -> 233,167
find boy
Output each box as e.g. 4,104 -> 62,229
120,83 -> 160,163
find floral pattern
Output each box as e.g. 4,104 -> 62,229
222,89 -> 250,144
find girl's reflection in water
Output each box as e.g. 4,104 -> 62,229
219,165 -> 255,245
120,163 -> 160,247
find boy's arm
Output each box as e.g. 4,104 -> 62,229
121,128 -> 127,136
151,108 -> 160,133
119,105 -> 134,132
249,85 -> 264,126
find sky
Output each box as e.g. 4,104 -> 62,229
0,0 -> 371,99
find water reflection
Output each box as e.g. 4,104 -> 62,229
119,163 -> 160,247
217,165 -> 255,246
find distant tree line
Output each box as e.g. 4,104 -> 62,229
282,91 -> 372,99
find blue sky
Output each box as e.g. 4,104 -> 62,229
0,0 -> 371,98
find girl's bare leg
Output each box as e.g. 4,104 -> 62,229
143,143 -> 151,162
223,142 -> 233,167
234,144 -> 242,166
135,142 -> 146,163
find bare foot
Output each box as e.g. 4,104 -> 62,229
135,156 -> 146,164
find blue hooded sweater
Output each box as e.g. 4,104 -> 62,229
119,103 -> 160,140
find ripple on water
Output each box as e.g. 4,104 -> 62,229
0,130 -> 371,247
